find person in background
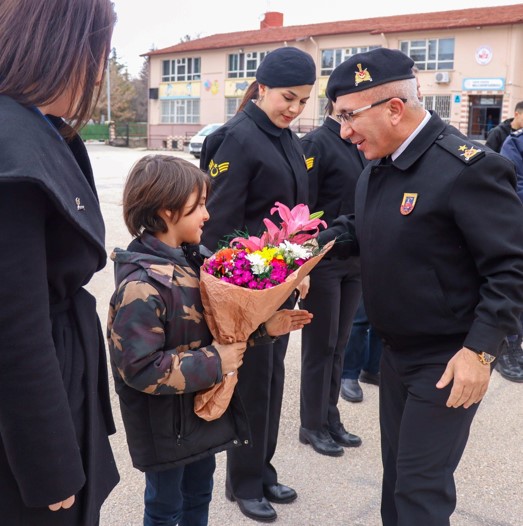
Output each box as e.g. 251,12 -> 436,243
485,101 -> 523,152
340,298 -> 383,402
497,128 -> 523,382
0,1 -> 119,523
320,47 -> 523,526
200,46 -> 316,523
298,98 -> 364,457
108,155 -> 311,526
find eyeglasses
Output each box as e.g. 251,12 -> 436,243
336,97 -> 407,124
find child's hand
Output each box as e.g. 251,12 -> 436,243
49,495 -> 75,511
213,341 -> 247,375
265,309 -> 313,337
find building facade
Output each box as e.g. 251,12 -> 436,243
144,5 -> 523,149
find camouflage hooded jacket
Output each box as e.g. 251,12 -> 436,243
107,232 -> 249,471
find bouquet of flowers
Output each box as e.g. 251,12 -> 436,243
194,202 -> 333,421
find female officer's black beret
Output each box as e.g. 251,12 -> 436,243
327,48 -> 415,101
256,46 -> 316,87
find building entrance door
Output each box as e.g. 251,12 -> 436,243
468,95 -> 503,140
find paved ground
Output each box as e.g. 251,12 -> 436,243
86,144 -> 523,526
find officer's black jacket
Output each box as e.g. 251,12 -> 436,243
300,116 -> 367,225
200,100 -> 308,250
320,112 -> 523,355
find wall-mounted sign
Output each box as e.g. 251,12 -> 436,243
475,46 -> 493,65
159,81 -> 201,99
462,78 -> 505,91
454,95 -> 461,103
224,78 -> 255,98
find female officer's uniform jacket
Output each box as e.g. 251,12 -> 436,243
321,111 -> 523,356
199,98 -> 308,499
200,100 -> 308,249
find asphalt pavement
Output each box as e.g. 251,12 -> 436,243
85,144 -> 523,526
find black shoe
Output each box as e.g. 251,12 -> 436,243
225,487 -> 277,522
329,423 -> 362,448
263,483 -> 297,504
299,426 -> 344,457
496,341 -> 523,383
359,370 -> 380,386
340,378 -> 363,402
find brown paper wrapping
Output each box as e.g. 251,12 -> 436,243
194,240 -> 333,421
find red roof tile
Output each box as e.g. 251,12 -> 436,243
145,4 -> 523,56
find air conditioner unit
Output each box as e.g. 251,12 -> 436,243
434,71 -> 450,83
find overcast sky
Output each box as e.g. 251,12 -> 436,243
111,0 -> 522,77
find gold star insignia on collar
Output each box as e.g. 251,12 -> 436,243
458,145 -> 482,161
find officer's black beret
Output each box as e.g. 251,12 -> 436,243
326,48 -> 415,101
256,47 -> 316,87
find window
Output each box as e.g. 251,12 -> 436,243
321,46 -> 380,76
226,98 -> 241,120
400,39 -> 454,70
422,95 -> 451,123
162,57 -> 201,82
228,51 -> 268,78
160,99 -> 200,124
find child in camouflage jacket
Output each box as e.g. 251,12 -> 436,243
108,155 -> 312,526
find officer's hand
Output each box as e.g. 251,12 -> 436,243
436,347 -> 491,409
265,309 -> 313,337
296,275 -> 310,300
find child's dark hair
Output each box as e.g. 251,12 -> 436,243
123,155 -> 211,237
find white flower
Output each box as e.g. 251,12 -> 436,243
246,253 -> 269,275
279,240 -> 313,261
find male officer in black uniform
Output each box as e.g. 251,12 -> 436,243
320,48 -> 523,526
299,99 -> 365,457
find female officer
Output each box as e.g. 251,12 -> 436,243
200,46 -> 316,523
0,1 -> 119,524
299,99 -> 365,456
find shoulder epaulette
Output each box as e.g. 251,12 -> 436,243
436,133 -> 486,165
510,128 -> 523,137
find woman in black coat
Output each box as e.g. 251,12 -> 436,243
0,1 -> 119,524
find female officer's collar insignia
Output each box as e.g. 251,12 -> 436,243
305,156 -> 315,170
355,63 -> 372,85
458,144 -> 481,162
208,159 -> 230,178
400,193 -> 418,216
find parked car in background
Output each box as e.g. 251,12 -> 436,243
188,123 -> 223,158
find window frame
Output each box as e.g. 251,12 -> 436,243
161,57 -> 201,82
400,38 -> 454,71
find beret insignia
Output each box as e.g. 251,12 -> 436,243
355,64 -> 372,85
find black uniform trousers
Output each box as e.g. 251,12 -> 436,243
226,297 -> 294,499
379,336 -> 480,526
300,257 -> 362,430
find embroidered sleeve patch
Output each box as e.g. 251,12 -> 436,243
208,159 -> 230,178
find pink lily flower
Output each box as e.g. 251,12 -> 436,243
230,201 -> 327,250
